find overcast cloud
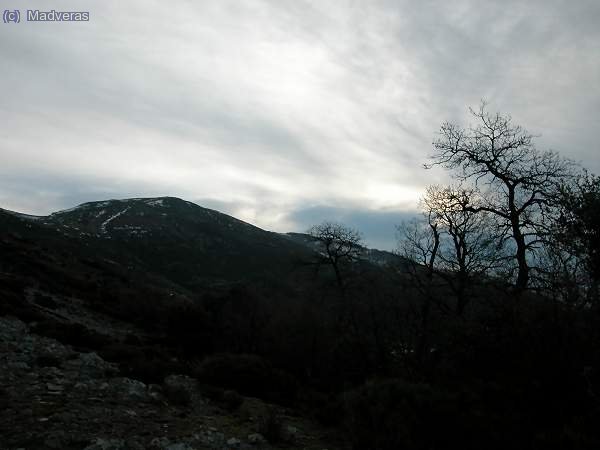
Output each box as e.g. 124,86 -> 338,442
1,0 -> 599,249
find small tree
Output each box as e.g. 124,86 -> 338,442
308,221 -> 362,290
396,215 -> 441,362
397,214 -> 440,277
551,171 -> 600,305
398,185 -> 503,315
427,102 -> 574,292
308,222 -> 367,369
422,184 -> 503,314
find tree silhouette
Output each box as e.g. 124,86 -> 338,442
308,221 -> 362,290
422,184 -> 502,314
427,102 -> 574,291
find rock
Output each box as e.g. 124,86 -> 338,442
247,433 -> 265,444
150,436 -> 171,448
148,383 -> 163,393
110,377 -> 148,401
73,352 -> 118,378
44,431 -> 68,449
200,430 -> 225,445
163,374 -> 198,406
74,380 -> 93,391
52,411 -> 75,422
282,425 -> 299,442
148,383 -> 165,403
36,349 -> 65,368
226,437 -> 241,447
149,391 -> 164,403
40,366 -> 64,380
46,382 -> 64,391
83,438 -> 127,450
7,361 -> 30,371
166,443 -> 196,450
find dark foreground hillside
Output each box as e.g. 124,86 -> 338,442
0,315 -> 344,450
2,197 -> 600,449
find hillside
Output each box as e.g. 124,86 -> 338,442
3,197 -> 599,450
1,197 -> 355,449
2,197 -> 314,290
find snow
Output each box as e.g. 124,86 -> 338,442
146,199 -> 165,207
100,207 -> 130,233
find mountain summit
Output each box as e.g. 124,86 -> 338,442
1,197 -> 312,289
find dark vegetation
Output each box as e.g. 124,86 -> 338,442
1,105 -> 600,449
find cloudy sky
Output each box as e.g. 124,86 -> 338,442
1,0 -> 599,249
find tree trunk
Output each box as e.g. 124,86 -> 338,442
513,227 -> 529,292
509,186 -> 529,292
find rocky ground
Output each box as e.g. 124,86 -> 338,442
0,316 -> 345,450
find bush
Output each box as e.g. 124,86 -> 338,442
33,293 -> 58,309
193,353 -> 297,404
344,378 -> 475,450
35,353 -> 62,368
31,320 -> 111,350
223,389 -> 244,411
163,379 -> 193,406
258,406 -> 283,444
100,343 -> 183,384
298,389 -> 344,426
200,384 -> 226,402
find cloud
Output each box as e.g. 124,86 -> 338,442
285,204 -> 418,251
1,0 -> 599,246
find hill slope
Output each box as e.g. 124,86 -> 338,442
1,197 -> 313,290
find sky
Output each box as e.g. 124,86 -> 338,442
1,0 -> 599,249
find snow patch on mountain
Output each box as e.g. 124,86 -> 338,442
146,199 -> 165,207
100,207 -> 130,234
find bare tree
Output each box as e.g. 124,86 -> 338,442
398,184 -> 503,315
426,102 -> 574,292
307,221 -> 362,290
550,171 -> 600,304
396,216 -> 440,362
422,184 -> 503,314
397,215 -> 440,277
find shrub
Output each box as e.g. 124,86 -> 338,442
196,385 -> 243,410
344,378 -> 474,450
163,379 -> 193,406
33,293 -> 58,309
298,389 -> 344,426
100,343 -> 183,384
200,384 -> 226,402
31,320 -> 111,350
193,353 -> 297,404
35,353 -> 62,368
223,389 -> 244,411
258,406 -> 283,444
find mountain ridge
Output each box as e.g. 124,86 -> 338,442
1,196 -> 403,270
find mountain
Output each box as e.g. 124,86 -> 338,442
1,197 -> 314,290
0,196 -> 395,448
